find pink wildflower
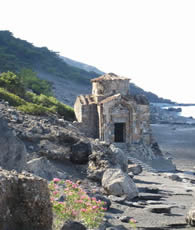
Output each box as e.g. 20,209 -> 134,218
71,210 -> 77,216
53,191 -> 58,195
129,218 -> 136,223
75,200 -> 83,204
66,180 -> 72,184
72,183 -> 78,189
58,202 -> 64,205
53,178 -> 60,183
81,208 -> 87,212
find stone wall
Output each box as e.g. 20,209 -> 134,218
92,79 -> 130,98
74,96 -> 99,138
74,73 -> 152,145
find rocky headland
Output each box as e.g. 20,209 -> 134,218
0,100 -> 194,230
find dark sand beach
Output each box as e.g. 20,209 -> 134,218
106,124 -> 195,229
151,124 -> 195,172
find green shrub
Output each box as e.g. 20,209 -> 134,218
0,88 -> 26,106
0,71 -> 75,120
18,68 -> 53,96
17,103 -> 50,116
0,71 -> 25,97
25,92 -> 75,120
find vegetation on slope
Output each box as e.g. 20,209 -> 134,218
0,71 -> 75,120
0,31 -> 99,84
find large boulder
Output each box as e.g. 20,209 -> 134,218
0,117 -> 27,171
27,156 -> 60,180
88,142 -> 128,182
70,141 -> 92,164
0,169 -> 52,230
186,206 -> 195,226
102,168 -> 138,200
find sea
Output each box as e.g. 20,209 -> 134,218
152,103 -> 195,119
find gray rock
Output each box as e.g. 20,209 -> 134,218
119,216 -> 131,223
94,194 -> 111,210
145,204 -> 174,214
0,169 -> 52,230
106,225 -> 128,230
108,195 -> 126,204
109,145 -> 128,172
27,157 -> 59,180
70,141 -> 92,164
128,164 -> 142,175
102,168 -> 138,200
39,140 -> 71,161
168,174 -> 182,181
88,143 -> 128,182
128,172 -> 134,178
61,221 -> 87,230
0,117 -> 27,172
186,206 -> 195,226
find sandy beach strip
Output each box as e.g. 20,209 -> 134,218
151,124 -> 195,172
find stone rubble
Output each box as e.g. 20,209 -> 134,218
0,100 -> 194,229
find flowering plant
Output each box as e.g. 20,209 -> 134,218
49,178 -> 106,229
129,218 -> 137,229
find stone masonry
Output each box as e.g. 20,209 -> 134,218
74,73 -> 152,145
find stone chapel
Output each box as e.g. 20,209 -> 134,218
74,73 -> 152,145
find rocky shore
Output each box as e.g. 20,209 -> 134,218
0,100 -> 194,230
150,104 -> 195,125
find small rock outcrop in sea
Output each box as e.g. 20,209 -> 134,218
150,104 -> 195,125
0,169 -> 52,230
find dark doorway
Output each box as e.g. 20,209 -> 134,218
114,123 -> 125,142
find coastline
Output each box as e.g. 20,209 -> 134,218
151,123 -> 195,172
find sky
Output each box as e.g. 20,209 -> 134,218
1,0 -> 195,103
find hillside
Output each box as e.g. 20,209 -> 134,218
0,30 -> 174,105
0,31 -> 99,84
61,56 -> 174,104
61,56 -> 104,75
